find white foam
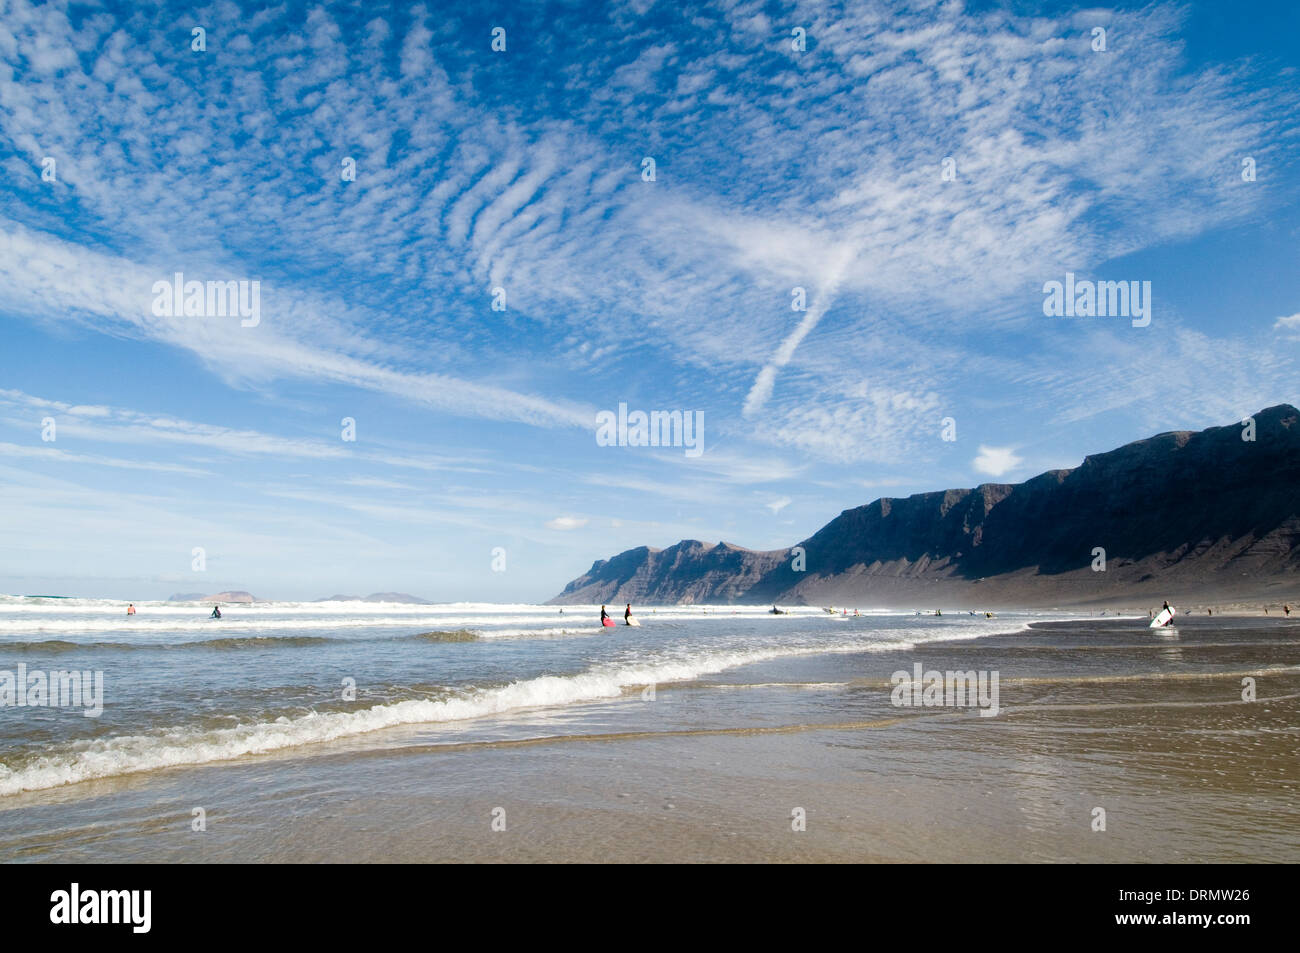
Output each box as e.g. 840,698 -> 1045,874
0,633 -> 957,796
0,602 -> 924,635
474,626 -> 604,639
0,597 -> 837,617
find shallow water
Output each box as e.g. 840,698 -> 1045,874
1,598 -> 1296,862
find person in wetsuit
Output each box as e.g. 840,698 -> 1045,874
210,605 -> 222,619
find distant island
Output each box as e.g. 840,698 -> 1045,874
551,404 -> 1300,609
161,591 -> 434,604
168,591 -> 256,603
313,593 -> 433,604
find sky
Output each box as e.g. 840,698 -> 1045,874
0,0 -> 1297,601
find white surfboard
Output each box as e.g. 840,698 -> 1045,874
1149,607 -> 1175,628
625,617 -> 641,627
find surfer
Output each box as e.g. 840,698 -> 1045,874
600,605 -> 609,624
126,604 -> 136,616
1285,604 -> 1291,617
624,603 -> 632,624
210,605 -> 221,619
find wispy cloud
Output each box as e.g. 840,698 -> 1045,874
0,442 -> 208,476
1,0 -> 1292,465
0,388 -> 485,472
1,0 -> 1297,597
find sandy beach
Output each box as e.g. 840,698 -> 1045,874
2,611 -> 1295,863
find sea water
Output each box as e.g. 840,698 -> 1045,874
0,597 -> 1024,795
1,597 -> 1297,862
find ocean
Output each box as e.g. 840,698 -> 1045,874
1,596 -> 1296,862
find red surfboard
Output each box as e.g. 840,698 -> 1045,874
602,617 -> 616,626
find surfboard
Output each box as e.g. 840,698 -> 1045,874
625,617 -> 640,627
1149,607 -> 1175,628
602,617 -> 616,627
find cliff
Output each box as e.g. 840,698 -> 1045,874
550,404 -> 1300,607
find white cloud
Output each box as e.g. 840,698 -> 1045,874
546,516 -> 589,530
973,445 -> 1023,478
765,496 -> 792,514
0,388 -> 489,473
339,477 -> 416,491
739,385 -> 943,465
0,441 -> 208,475
677,450 -> 809,484
0,0 -> 1294,479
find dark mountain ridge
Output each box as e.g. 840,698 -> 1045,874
550,404 -> 1300,607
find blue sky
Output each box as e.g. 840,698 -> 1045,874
1,0 -> 1297,601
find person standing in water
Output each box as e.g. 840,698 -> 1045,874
210,605 -> 222,619
126,604 -> 136,616
624,604 -> 632,624
600,605 -> 609,624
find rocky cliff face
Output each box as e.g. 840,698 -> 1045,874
550,404 -> 1300,607
556,541 -> 787,606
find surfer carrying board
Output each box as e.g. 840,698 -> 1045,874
1149,601 -> 1175,628
600,605 -> 609,624
624,604 -> 632,624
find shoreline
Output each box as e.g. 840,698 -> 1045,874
1,615 -> 1297,862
